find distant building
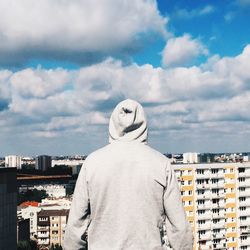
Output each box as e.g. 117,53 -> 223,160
17,218 -> 30,242
40,198 -> 72,210
199,153 -> 216,163
36,155 -> 52,171
0,167 -> 17,250
37,209 -> 69,247
18,201 -> 41,239
52,159 -> 85,168
183,152 -> 198,164
35,184 -> 66,198
5,155 -> 22,169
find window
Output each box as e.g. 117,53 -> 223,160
197,169 -> 204,174
212,169 -> 219,174
198,220 -> 205,224
239,168 -> 245,173
239,177 -> 245,182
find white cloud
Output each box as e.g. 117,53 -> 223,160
0,0 -> 167,66
175,5 -> 215,19
1,44 -> 250,154
10,68 -> 71,98
161,34 -> 208,67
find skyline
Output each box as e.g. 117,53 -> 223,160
0,0 -> 250,155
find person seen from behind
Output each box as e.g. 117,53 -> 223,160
63,99 -> 193,250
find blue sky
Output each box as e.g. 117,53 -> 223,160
0,0 -> 250,156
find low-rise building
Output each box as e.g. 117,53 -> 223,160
37,209 -> 69,248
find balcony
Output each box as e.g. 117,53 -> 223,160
239,220 -> 250,226
238,172 -> 250,178
197,193 -> 211,200
211,192 -> 224,198
37,232 -> 49,238
211,183 -> 224,189
198,213 -> 212,220
197,203 -> 210,210
239,201 -> 250,207
197,223 -> 211,230
212,213 -> 225,219
239,239 -> 250,246
239,182 -> 250,187
198,233 -> 212,241
210,172 -> 224,179
213,243 -> 226,249
212,223 -> 225,229
211,202 -> 224,208
239,190 -> 250,197
38,239 -> 49,245
239,210 -> 250,216
213,233 -> 225,239
197,183 -> 210,189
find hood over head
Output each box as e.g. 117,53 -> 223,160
109,99 -> 148,143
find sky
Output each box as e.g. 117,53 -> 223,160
0,0 -> 250,156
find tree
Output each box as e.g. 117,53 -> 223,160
17,240 -> 38,250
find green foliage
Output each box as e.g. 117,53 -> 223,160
49,243 -> 63,250
18,188 -> 48,205
17,240 -> 38,250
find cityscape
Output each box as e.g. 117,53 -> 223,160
1,152 -> 250,249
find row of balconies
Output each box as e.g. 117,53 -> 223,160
239,239 -> 250,246
238,190 -> 250,197
37,238 -> 49,245
37,232 -> 49,238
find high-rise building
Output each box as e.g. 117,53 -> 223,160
183,152 -> 199,164
174,162 -> 250,250
37,209 -> 69,247
0,167 -> 17,250
35,155 -> 52,171
5,155 -> 22,169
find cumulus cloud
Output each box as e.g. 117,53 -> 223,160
161,34 -> 208,67
0,0 -> 167,66
1,44 -> 250,154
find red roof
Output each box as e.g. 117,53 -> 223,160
20,201 -> 39,207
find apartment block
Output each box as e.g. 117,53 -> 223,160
37,209 -> 69,248
5,155 -> 22,169
173,162 -> 250,250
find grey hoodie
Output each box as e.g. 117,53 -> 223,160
63,99 -> 193,250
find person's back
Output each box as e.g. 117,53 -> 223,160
63,99 -> 193,250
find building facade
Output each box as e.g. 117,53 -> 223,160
174,162 -> 250,250
5,155 -> 22,169
37,209 -> 69,248
36,155 -> 52,171
0,167 -> 17,250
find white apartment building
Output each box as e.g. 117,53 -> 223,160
51,159 -> 85,168
173,162 -> 250,250
5,155 -> 22,169
34,184 -> 66,198
18,205 -> 41,238
183,152 -> 199,164
40,197 -> 72,210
